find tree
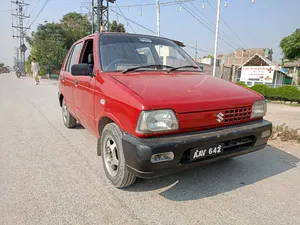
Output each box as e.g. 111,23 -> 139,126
110,20 -> 126,33
26,22 -> 68,75
26,12 -> 92,75
0,62 -> 4,68
280,29 -> 300,60
61,12 -> 92,49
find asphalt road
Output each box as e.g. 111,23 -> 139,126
1,73 -> 300,225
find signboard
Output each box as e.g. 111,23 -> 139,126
240,66 -> 275,83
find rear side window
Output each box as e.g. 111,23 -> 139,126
63,46 -> 74,71
67,42 -> 83,72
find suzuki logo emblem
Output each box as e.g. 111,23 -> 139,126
217,112 -> 224,123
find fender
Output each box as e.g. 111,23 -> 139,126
96,112 -> 125,138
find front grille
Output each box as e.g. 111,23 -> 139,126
224,107 -> 252,123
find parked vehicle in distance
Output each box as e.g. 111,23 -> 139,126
58,33 -> 272,188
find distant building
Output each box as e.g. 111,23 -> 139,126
236,53 -> 292,86
283,59 -> 300,85
195,57 -> 221,67
217,48 -> 273,67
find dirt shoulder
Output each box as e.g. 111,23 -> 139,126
265,103 -> 300,129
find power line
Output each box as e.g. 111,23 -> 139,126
189,1 -> 243,49
174,0 -> 237,50
110,8 -> 157,35
185,45 -> 213,53
27,0 -> 42,22
205,0 -> 248,49
110,8 -> 213,54
24,0 -> 35,14
28,0 -> 49,28
115,2 -> 136,34
109,0 -> 195,8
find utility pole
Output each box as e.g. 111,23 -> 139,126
195,40 -> 198,61
212,0 -> 221,77
11,0 -> 30,75
94,0 -> 115,32
156,0 -> 160,37
91,0 -> 95,33
15,47 -> 20,70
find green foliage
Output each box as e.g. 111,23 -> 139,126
26,12 -> 92,75
250,84 -> 300,102
235,81 -> 248,87
280,29 -> 300,60
60,12 -> 92,49
109,20 -> 126,33
203,54 -> 213,58
0,62 -> 4,68
250,84 -> 270,97
276,86 -> 300,102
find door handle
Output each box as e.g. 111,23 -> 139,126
74,79 -> 78,87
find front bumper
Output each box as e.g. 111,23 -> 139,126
122,120 -> 272,179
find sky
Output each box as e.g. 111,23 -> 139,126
0,0 -> 300,67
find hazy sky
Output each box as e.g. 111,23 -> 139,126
0,0 -> 299,66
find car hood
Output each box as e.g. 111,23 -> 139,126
111,73 -> 262,113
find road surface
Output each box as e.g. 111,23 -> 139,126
265,102 -> 300,129
1,73 -> 300,225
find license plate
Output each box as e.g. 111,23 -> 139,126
190,144 -> 224,160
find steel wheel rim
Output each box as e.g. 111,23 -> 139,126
62,101 -> 68,123
104,136 -> 119,177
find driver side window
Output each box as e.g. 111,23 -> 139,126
67,42 -> 83,73
80,39 -> 94,72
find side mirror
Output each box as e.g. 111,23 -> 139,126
71,64 -> 93,76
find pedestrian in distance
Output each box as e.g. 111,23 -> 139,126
31,58 -> 40,85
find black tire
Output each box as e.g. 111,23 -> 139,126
62,98 -> 76,128
100,123 -> 136,188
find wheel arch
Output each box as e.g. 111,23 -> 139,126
97,114 -> 124,156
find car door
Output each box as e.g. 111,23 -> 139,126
73,38 -> 97,132
61,42 -> 83,116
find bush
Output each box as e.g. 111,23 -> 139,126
250,84 -> 300,102
250,84 -> 270,97
277,85 -> 300,102
235,81 -> 248,87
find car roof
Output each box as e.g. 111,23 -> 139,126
74,32 -> 185,47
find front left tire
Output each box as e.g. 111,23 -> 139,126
100,123 -> 137,188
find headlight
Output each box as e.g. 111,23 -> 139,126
136,110 -> 179,133
251,100 -> 267,119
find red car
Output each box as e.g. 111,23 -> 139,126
58,33 -> 272,188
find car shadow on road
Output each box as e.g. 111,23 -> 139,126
126,146 -> 299,201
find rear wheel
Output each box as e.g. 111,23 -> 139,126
101,123 -> 136,188
62,99 -> 76,128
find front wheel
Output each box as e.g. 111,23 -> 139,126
100,123 -> 137,188
62,99 -> 76,128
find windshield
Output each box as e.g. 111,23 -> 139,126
99,34 -> 201,72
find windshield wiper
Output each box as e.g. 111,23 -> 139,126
122,64 -> 174,74
167,65 -> 198,73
